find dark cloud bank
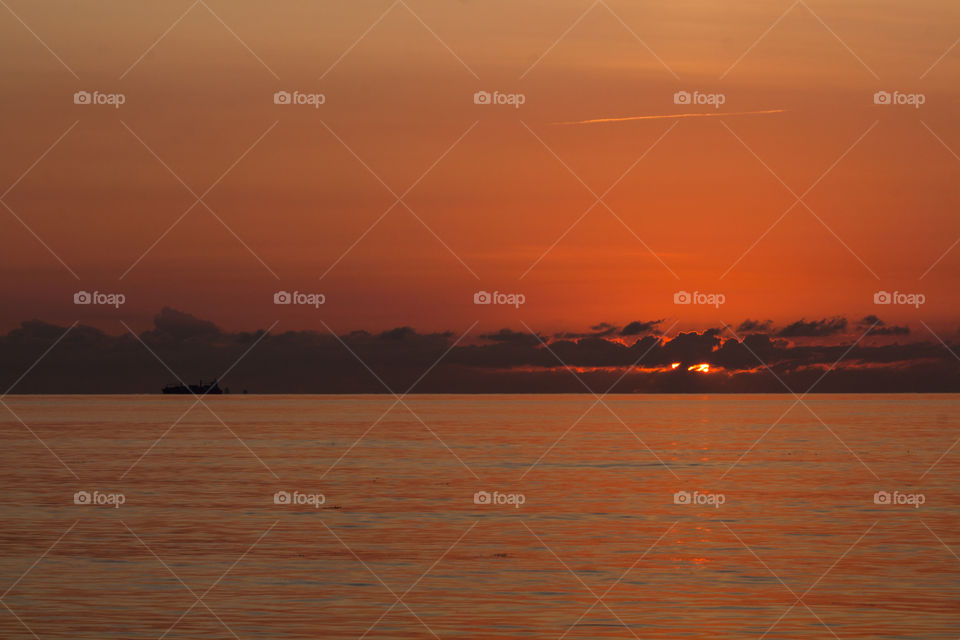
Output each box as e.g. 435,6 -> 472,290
1,308 -> 957,394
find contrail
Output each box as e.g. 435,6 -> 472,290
554,109 -> 786,126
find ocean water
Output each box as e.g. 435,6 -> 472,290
0,394 -> 957,639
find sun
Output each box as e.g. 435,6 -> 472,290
687,363 -> 711,373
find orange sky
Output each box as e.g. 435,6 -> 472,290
0,0 -> 957,336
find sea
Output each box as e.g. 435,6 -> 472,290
0,394 -> 957,638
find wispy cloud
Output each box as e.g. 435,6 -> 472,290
554,109 -> 786,126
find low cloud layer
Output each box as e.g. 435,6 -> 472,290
0,308 -> 956,393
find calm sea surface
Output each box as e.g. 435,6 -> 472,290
0,394 -> 957,639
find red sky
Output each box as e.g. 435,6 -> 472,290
1,0 -> 958,337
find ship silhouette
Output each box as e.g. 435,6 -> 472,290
162,379 -> 223,395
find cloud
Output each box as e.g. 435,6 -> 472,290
858,315 -> 910,336
0,310 -> 957,394
479,329 -> 543,346
146,307 -> 221,342
737,318 -> 773,333
777,317 -> 848,337
621,319 -> 664,336
553,322 -> 620,339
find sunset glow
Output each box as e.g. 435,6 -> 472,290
0,3 -> 958,637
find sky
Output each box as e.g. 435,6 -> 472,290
0,0 -> 959,391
